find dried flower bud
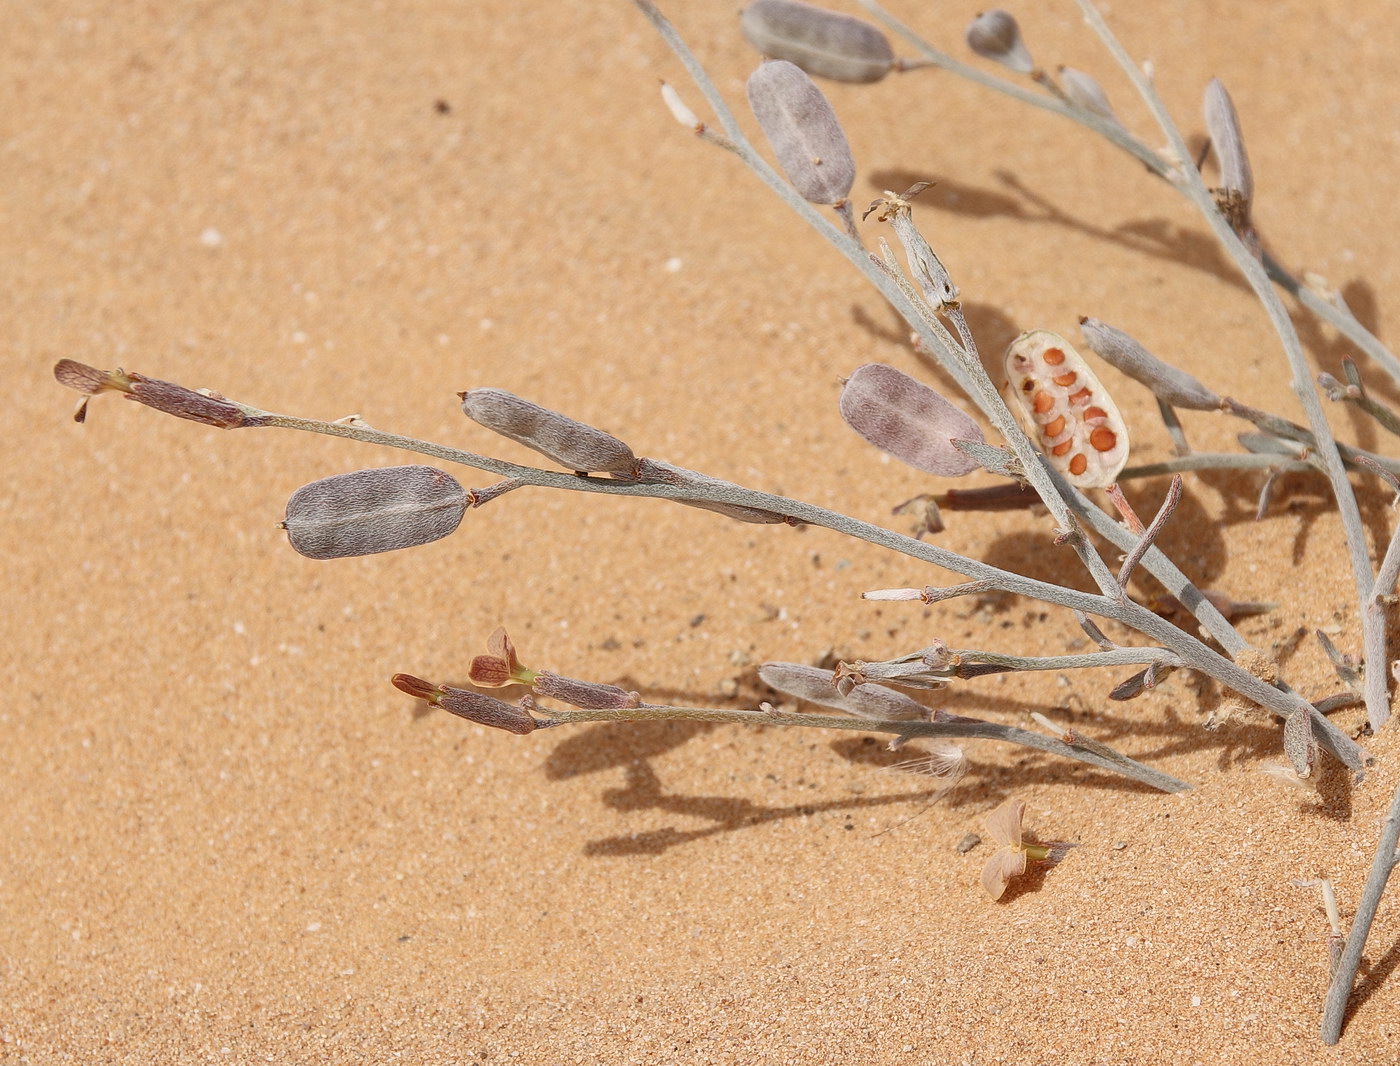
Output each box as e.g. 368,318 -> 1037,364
126,374 -> 247,428
53,359 -> 248,427
965,10 -> 1034,75
1003,330 -> 1129,489
532,672 -> 641,710
1058,66 -> 1120,126
391,673 -> 442,701
460,388 -> 640,478
840,363 -> 985,477
1203,78 -> 1253,205
438,687 -> 537,735
758,662 -> 927,720
1078,317 -> 1221,411
390,673 -> 537,734
468,627 -> 534,687
746,60 -> 856,205
282,465 -> 468,560
740,0 -> 895,84
671,498 -> 792,525
636,459 -> 794,525
1283,707 -> 1319,779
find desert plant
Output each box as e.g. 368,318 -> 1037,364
51,0 -> 1400,1045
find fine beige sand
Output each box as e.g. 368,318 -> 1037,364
9,1 -> 1400,1062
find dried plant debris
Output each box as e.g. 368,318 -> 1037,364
980,797 -> 1051,901
840,363 -> 985,477
460,388 -> 640,477
740,0 -> 894,84
758,662 -> 928,720
281,466 -> 469,560
746,59 -> 856,205
1003,330 -> 1129,489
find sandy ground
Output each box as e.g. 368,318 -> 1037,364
7,0 -> 1400,1061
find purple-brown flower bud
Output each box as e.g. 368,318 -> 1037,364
437,687 -> 538,735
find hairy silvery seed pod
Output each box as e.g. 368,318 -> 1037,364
282,465 -> 468,560
1078,317 -> 1221,411
1058,66 -> 1120,126
965,10 -> 1034,75
840,363 -> 985,477
740,0 -> 895,84
758,662 -> 927,720
1283,707 -> 1318,779
460,388 -> 640,477
746,60 -> 856,205
1203,78 -> 1253,205
1003,330 -> 1129,489
532,672 -> 641,710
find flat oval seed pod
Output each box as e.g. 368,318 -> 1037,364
282,465 -> 468,560
746,60 -> 856,205
740,0 -> 894,84
759,662 -> 927,720
460,388 -> 639,477
1003,330 -> 1129,489
1078,316 -> 1221,411
840,363 -> 985,477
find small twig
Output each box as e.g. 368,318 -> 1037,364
1322,784 -> 1400,1044
535,702 -> 1193,794
1156,399 -> 1191,456
1118,475 -> 1183,589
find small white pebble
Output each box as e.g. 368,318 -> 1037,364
199,227 -> 224,248
305,921 -> 321,933
1191,995 -> 1202,1007
664,257 -> 683,273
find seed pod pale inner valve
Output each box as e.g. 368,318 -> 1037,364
1003,330 -> 1129,489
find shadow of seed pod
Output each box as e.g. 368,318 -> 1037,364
740,0 -> 894,84
746,60 -> 855,205
840,363 -> 985,477
460,388 -> 639,477
282,465 -> 468,560
1078,316 -> 1221,411
758,662 -> 926,720
1003,330 -> 1129,489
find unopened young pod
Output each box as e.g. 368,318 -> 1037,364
1203,78 -> 1252,204
740,0 -> 895,84
746,60 -> 856,205
282,465 -> 469,560
840,363 -> 985,477
1058,67 -> 1120,126
460,387 -> 639,478
1078,317 -> 1221,411
965,10 -> 1034,75
758,662 -> 927,720
1003,330 -> 1129,489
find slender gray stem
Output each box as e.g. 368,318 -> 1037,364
237,400 -> 1368,771
857,0 -> 1400,388
632,0 -> 1121,601
535,703 -> 1193,793
1321,784 -> 1400,1043
1072,0 -> 1385,730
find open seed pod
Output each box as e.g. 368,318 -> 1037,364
1003,330 -> 1129,489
